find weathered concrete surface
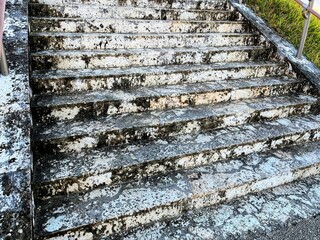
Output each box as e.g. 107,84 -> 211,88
29,32 -> 262,52
120,174 -> 320,240
30,0 -> 230,10
34,142 -> 320,238
229,0 -> 320,92
33,113 -> 320,198
0,0 -> 31,239
32,95 -> 318,155
29,4 -> 242,21
29,0 -> 320,238
31,46 -> 270,70
31,77 -> 311,124
31,61 -> 290,95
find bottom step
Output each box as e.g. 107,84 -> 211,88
35,140 -> 320,239
121,173 -> 320,240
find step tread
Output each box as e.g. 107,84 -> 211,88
29,0 -> 228,9
35,139 -> 320,236
32,76 -> 302,107
31,45 -> 266,56
30,16 -> 242,22
29,32 -> 259,37
29,3 -> 233,12
29,7 -> 238,22
34,112 -> 320,185
121,172 -> 320,240
30,18 -> 249,34
29,32 -> 263,54
28,5 -> 238,22
31,61 -> 282,80
33,94 -> 317,141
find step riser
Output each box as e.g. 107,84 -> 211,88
30,34 -> 262,51
32,64 -> 289,95
33,102 -> 317,155
30,5 -> 241,21
30,19 -> 252,34
29,0 -> 230,10
35,126 -> 320,198
38,159 -> 320,239
32,81 -> 309,125
31,48 -> 269,71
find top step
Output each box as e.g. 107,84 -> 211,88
29,4 -> 241,22
29,0 -> 229,10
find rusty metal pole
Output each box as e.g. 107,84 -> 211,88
0,0 -> 9,76
297,0 -> 315,58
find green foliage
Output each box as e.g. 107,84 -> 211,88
246,0 -> 320,67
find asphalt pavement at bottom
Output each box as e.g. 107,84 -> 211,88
257,214 -> 320,240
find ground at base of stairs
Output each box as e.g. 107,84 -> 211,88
260,215 -> 320,240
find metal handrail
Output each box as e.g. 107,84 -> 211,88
294,0 -> 320,19
0,0 -> 9,76
294,0 -> 320,58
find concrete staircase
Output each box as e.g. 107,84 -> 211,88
29,0 -> 320,239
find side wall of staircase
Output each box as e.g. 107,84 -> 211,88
0,0 -> 32,239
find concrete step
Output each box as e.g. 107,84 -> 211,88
29,0 -> 229,10
119,172 -> 320,240
34,140 -> 320,238
29,32 -> 263,51
33,114 -> 320,198
29,4 -> 241,21
31,61 -> 290,95
30,18 -> 252,34
31,46 -> 271,71
31,77 -> 312,125
28,0 -> 320,239
32,95 -> 318,155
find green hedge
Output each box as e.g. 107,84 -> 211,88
246,0 -> 320,67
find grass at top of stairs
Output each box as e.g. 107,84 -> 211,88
246,0 -> 320,68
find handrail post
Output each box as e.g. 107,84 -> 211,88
0,41 -> 9,76
297,0 -> 315,58
0,0 -> 9,76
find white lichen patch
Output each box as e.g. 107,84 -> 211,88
51,106 -> 80,121
44,215 -> 68,233
47,232 -> 94,240
62,137 -> 99,152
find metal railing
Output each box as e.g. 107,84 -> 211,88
239,0 -> 319,59
294,0 -> 320,58
0,0 -> 9,76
